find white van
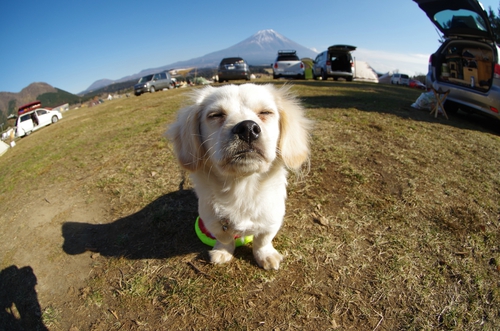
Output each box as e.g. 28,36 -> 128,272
16,108 -> 62,137
391,73 -> 410,85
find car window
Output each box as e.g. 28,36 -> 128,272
20,114 -> 31,122
277,55 -> 299,61
434,9 -> 488,32
37,109 -> 47,115
139,75 -> 153,83
401,74 -> 409,79
221,58 -> 244,65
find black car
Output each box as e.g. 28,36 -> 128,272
218,57 -> 251,82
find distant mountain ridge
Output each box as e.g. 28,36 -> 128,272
0,83 -> 81,124
0,83 -> 56,118
86,79 -> 115,92
80,29 -> 318,94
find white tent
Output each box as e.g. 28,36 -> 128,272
0,140 -> 9,157
354,61 -> 379,83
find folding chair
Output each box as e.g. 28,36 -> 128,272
430,87 -> 450,119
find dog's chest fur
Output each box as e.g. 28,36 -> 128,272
192,164 -> 288,234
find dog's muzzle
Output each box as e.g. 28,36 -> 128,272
232,120 -> 261,144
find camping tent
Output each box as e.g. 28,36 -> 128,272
354,61 -> 379,83
0,140 -> 9,157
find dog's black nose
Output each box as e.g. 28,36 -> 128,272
232,120 -> 261,144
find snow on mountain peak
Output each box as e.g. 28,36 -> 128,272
252,29 -> 287,44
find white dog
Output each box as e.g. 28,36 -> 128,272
167,84 -> 311,270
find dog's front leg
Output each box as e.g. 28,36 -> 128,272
253,230 -> 283,270
209,235 -> 236,264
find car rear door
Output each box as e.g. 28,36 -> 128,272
413,0 -> 494,40
276,55 -> 300,74
18,113 -> 34,135
36,109 -> 48,127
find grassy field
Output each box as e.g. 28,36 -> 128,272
1,79 -> 499,330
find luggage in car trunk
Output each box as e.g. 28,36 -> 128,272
439,43 -> 494,91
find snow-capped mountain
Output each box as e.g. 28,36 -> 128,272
81,29 -> 318,94
220,29 -> 319,64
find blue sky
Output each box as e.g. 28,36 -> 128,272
1,0 -> 499,95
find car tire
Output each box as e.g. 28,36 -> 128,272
51,116 -> 59,124
321,70 -> 327,81
150,86 -> 156,93
444,100 -> 460,114
347,76 -> 353,82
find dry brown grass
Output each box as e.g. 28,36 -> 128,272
1,80 -> 499,330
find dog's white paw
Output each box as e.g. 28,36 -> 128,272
209,249 -> 234,264
254,247 -> 283,270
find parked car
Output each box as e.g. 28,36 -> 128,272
218,57 -> 251,82
134,72 -> 174,96
15,108 -> 62,138
414,0 -> 500,121
391,73 -> 410,85
409,79 -> 427,90
313,45 -> 356,81
273,50 -> 305,79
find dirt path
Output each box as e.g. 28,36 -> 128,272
0,183 -> 108,309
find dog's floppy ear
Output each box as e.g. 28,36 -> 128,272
272,85 -> 312,170
166,86 -> 214,171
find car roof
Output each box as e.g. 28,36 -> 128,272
413,0 -> 494,41
19,108 -> 50,116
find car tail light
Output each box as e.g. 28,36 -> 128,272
274,63 -> 278,69
494,63 -> 500,79
326,60 -> 331,66
490,106 -> 499,113
300,62 -> 304,69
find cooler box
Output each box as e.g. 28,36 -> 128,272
463,68 -> 478,85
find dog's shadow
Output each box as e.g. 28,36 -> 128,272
62,189 -> 204,259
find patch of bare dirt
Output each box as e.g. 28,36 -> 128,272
0,182 -> 110,329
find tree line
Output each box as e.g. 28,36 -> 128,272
488,3 -> 500,43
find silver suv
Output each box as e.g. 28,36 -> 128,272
414,0 -> 500,122
134,72 -> 174,96
312,45 -> 356,81
273,50 -> 305,79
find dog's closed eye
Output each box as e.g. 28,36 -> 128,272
207,111 -> 226,120
258,109 -> 274,120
